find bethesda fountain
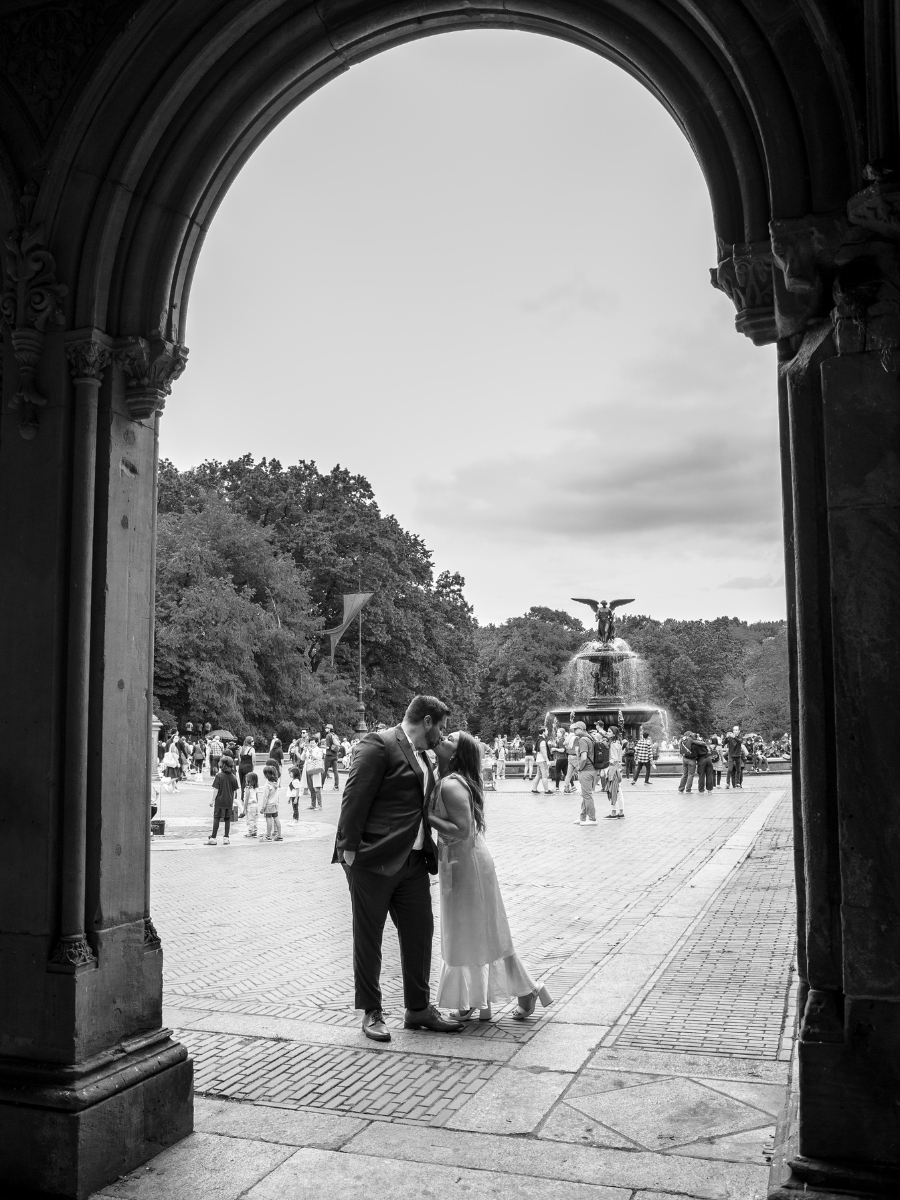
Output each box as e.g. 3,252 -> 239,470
549,596 -> 663,738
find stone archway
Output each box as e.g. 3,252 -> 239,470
0,5 -> 897,1198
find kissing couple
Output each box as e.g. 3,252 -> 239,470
332,694 -> 551,1041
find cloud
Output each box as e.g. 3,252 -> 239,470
416,320 -> 781,553
521,274 -> 616,326
719,574 -> 785,590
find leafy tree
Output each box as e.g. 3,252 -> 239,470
471,607 -> 585,735
156,457 -> 479,727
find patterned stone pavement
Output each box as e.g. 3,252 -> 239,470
97,775 -> 796,1200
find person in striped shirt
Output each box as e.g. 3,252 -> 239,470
631,730 -> 654,784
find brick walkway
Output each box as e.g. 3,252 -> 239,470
98,777 -> 796,1200
616,797 -> 795,1057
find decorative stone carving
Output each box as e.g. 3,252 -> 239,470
0,1 -> 108,134
48,933 -> 96,971
710,240 -> 777,345
143,917 -> 161,948
831,256 -> 900,366
769,213 -> 848,338
847,162 -> 900,241
65,330 -> 112,383
1,220 -> 68,439
113,336 -> 189,420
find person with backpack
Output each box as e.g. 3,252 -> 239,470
522,734 -> 535,780
572,721 -> 598,826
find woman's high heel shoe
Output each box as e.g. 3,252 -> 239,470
451,1005 -> 492,1022
512,985 -> 552,1021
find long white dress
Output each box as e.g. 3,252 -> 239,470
431,774 -> 537,1009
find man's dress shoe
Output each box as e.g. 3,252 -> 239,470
403,1004 -> 464,1032
362,1010 -> 391,1041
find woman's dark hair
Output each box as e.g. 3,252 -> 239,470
272,738 -> 282,750
220,755 -> 234,772
405,694 -> 450,725
246,771 -> 258,788
448,730 -> 485,832
263,764 -> 277,782
289,766 -> 301,780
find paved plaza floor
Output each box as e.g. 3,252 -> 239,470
96,773 -> 797,1200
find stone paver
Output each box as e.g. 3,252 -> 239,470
96,778 -> 793,1199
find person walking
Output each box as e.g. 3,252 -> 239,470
573,722 -> 598,826
725,726 -> 744,789
695,734 -> 715,793
631,730 -> 654,784
530,729 -> 553,795
206,754 -> 238,845
305,736 -> 325,809
207,732 -> 223,779
323,724 -> 342,790
522,734 -> 535,780
259,764 -> 283,840
605,729 -> 625,818
237,736 -> 255,799
243,771 -> 260,837
623,737 -> 635,782
161,737 -> 180,792
429,731 -> 552,1022
678,731 -> 699,794
563,725 -> 579,793
552,737 -> 568,792
332,694 -> 463,1043
288,765 -> 303,820
494,736 -> 506,780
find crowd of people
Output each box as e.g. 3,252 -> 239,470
157,722 -> 356,844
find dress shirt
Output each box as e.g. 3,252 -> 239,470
404,733 -> 428,851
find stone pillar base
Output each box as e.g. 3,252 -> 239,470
0,1030 -> 192,1198
770,1156 -> 900,1198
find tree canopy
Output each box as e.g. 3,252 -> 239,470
154,457 -> 477,735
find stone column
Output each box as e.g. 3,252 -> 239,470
0,298 -> 192,1194
767,200 -> 900,1195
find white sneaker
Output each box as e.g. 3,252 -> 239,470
574,818 -> 585,824
223,837 -> 230,845
587,818 -> 598,824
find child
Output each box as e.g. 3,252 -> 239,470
243,771 -> 259,838
259,764 -> 282,841
305,736 -> 325,809
192,739 -> 205,778
288,765 -> 302,821
206,755 -> 238,845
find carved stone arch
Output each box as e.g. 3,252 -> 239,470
33,0 -> 858,346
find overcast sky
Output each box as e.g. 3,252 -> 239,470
163,31 -> 785,628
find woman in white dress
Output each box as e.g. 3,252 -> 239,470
428,730 -> 552,1022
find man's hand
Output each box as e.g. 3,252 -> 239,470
342,850 -> 356,865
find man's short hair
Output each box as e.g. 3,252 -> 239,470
405,695 -> 450,725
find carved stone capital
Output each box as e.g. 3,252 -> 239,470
1,220 -> 67,438
848,178 -> 900,241
113,335 -> 188,420
65,327 -> 113,384
769,213 -> 848,338
710,241 -> 777,345
831,255 -> 900,364
48,934 -> 97,973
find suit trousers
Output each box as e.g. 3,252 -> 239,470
343,849 -> 433,1013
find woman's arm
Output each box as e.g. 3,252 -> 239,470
428,778 -> 473,841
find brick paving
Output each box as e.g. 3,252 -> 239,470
188,1029 -> 498,1124
152,780 -> 797,1128
615,795 -> 796,1057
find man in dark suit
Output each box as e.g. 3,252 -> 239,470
333,695 -> 464,1042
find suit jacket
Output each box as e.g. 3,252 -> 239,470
331,726 -> 438,876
